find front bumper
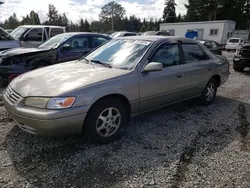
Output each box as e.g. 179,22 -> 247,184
220,71 -> 230,86
233,57 -> 250,67
3,91 -> 91,136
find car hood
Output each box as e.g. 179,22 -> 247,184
0,47 -> 49,58
10,61 -> 129,97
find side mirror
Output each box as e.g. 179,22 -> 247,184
61,44 -> 71,51
143,62 -> 163,72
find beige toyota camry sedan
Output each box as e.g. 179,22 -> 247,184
3,36 -> 230,144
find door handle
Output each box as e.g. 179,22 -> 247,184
177,75 -> 182,78
208,68 -> 212,71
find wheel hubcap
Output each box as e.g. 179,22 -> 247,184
96,107 -> 121,137
205,83 -> 215,101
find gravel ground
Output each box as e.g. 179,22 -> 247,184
1,56 -> 250,188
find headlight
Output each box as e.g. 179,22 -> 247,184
24,97 -> 50,108
24,97 -> 76,109
47,97 -> 76,109
235,48 -> 241,56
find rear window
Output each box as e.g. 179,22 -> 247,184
123,33 -> 137,37
228,39 -> 240,43
50,28 -> 64,38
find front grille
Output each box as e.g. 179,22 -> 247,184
5,86 -> 22,104
240,48 -> 250,58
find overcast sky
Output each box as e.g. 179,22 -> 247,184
0,0 -> 187,23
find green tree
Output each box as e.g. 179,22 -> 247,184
4,13 -> 20,29
47,4 -> 59,25
30,11 -> 40,24
140,24 -> 147,32
163,0 -> 176,23
84,19 -> 90,32
99,1 -> 126,31
79,18 -> 85,31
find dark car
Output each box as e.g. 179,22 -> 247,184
0,32 -> 111,87
142,31 -> 170,36
233,44 -> 250,72
199,40 -> 222,55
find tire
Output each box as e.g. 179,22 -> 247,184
233,66 -> 244,72
200,78 -> 218,106
84,97 -> 129,144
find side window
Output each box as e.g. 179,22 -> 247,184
92,37 -> 108,48
150,44 -> 180,68
182,44 -> 209,62
50,28 -> 64,38
25,28 -> 43,42
210,29 -> 219,36
123,33 -> 136,37
64,36 -> 89,51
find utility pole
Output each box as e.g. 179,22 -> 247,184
111,3 -> 114,32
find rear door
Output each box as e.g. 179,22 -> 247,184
57,35 -> 91,62
180,43 -> 214,97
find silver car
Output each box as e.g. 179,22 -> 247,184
3,36 -> 230,144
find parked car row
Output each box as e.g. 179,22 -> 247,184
0,32 -> 111,87
2,35 -> 230,144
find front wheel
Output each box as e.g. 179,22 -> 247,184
84,97 -> 129,144
233,65 -> 244,72
200,78 -> 218,106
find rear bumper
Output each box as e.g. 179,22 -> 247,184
3,91 -> 90,136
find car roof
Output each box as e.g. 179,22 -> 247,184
19,25 -> 65,28
116,36 -> 197,43
55,32 -> 111,38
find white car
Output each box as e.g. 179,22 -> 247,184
225,38 -> 244,51
0,27 -> 20,51
10,25 -> 66,48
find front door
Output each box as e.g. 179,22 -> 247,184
20,28 -> 44,48
57,35 -> 91,63
139,43 -> 186,112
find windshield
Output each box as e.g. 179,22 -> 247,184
110,32 -> 123,38
228,39 -> 240,43
85,39 -> 151,70
0,28 -> 14,40
142,31 -> 156,36
10,27 -> 29,40
38,34 -> 71,49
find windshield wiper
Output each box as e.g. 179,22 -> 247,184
90,59 -> 112,68
78,57 -> 90,63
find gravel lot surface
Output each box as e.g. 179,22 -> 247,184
1,53 -> 250,188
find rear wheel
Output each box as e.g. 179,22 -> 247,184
84,97 -> 129,144
200,78 -> 218,106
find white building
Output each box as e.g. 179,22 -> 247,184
160,20 -> 236,45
